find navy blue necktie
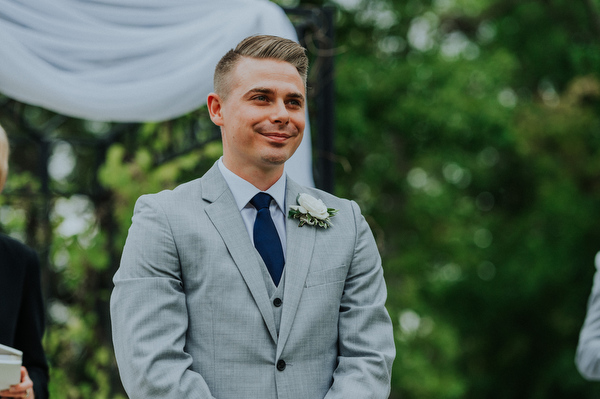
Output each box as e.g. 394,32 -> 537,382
251,193 -> 285,286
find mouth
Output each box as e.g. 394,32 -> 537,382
260,132 -> 293,143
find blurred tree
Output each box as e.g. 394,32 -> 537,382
321,0 -> 600,397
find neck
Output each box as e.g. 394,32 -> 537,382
222,158 -> 284,191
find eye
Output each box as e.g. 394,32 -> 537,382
287,99 -> 303,108
253,95 -> 269,102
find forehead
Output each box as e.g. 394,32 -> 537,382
229,57 -> 305,96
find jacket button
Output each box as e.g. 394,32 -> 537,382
273,298 -> 282,307
276,359 -> 286,371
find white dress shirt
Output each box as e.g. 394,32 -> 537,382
217,158 -> 287,259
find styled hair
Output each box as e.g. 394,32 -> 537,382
213,35 -> 308,99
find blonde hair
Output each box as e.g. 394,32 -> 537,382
213,35 -> 308,99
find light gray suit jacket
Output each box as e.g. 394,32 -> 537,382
576,252 -> 600,380
110,163 -> 395,399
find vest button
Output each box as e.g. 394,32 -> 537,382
273,297 -> 283,307
276,359 -> 286,371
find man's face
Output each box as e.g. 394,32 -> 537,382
209,57 -> 306,177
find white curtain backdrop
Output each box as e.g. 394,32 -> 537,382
0,0 -> 314,186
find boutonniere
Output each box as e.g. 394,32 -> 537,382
288,193 -> 338,228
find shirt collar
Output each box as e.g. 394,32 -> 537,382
217,157 -> 287,212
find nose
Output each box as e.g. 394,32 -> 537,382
269,100 -> 290,125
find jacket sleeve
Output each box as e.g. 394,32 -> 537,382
576,253 -> 600,380
110,195 -> 216,399
14,246 -> 49,399
324,200 -> 396,399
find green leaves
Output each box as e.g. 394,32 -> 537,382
332,0 -> 600,397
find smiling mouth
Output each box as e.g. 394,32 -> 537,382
260,132 -> 293,142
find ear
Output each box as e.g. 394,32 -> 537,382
207,93 -> 224,126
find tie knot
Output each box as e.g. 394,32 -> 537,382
251,192 -> 273,210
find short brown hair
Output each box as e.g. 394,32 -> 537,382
213,35 -> 308,99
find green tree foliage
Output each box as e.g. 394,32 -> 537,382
322,0 -> 600,397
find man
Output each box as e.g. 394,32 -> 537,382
0,125 -> 49,399
111,35 -> 395,399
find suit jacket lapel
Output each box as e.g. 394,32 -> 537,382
201,164 -> 278,343
277,177 -> 316,357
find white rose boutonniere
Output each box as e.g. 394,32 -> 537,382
288,193 -> 338,228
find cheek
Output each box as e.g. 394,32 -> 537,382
293,116 -> 306,133
238,110 -> 267,131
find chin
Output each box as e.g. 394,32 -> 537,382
261,153 -> 289,166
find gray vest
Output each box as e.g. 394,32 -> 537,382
261,262 -> 285,336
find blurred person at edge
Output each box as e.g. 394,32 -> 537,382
0,125 -> 49,399
576,252 -> 600,380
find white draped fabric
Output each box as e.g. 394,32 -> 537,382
0,0 -> 314,186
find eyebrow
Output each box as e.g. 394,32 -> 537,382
247,87 -> 305,102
